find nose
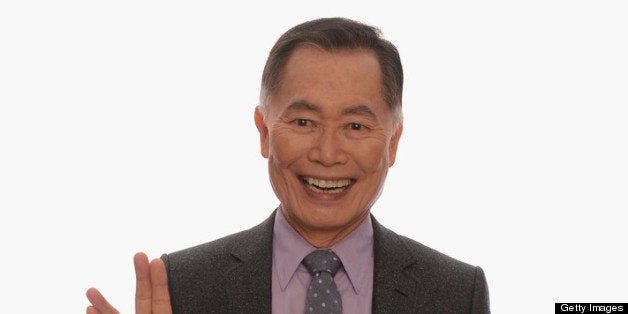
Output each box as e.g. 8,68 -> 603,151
308,129 -> 349,166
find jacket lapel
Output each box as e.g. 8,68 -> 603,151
372,216 -> 427,314
226,212 -> 275,313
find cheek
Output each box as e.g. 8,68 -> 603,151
351,139 -> 390,172
268,131 -> 305,167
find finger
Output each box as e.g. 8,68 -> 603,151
85,287 -> 119,314
150,258 -> 172,314
134,252 -> 152,314
86,306 -> 100,314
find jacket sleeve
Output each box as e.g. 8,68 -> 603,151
471,266 -> 491,314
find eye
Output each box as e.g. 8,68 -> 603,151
295,119 -> 310,126
349,123 -> 363,130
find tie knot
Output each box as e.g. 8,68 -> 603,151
302,249 -> 342,276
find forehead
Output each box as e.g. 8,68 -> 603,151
285,45 -> 380,74
269,46 -> 388,117
281,46 -> 382,90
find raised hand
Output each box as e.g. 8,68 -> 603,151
86,252 -> 172,314
133,252 -> 172,313
86,287 -> 119,314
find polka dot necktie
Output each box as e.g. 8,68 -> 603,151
302,249 -> 343,314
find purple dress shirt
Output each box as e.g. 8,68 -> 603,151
271,209 -> 374,314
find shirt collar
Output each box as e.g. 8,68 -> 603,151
329,213 -> 373,295
272,207 -> 374,295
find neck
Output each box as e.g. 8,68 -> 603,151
281,208 -> 370,248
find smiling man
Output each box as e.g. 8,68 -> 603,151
258,45 -> 402,249
87,17 -> 490,314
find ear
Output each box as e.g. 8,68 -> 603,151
254,106 -> 270,159
388,122 -> 403,167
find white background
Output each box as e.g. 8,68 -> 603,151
1,1 -> 626,313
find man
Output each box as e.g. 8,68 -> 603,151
87,17 -> 490,313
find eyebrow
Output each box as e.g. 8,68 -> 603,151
285,101 -> 321,113
284,101 -> 377,120
342,105 -> 377,120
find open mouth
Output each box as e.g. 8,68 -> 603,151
300,176 -> 353,194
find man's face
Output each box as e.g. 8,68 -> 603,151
255,46 -> 403,243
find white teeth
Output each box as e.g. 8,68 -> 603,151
304,177 -> 351,189
304,177 -> 351,193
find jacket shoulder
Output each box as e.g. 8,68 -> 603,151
161,213 -> 275,313
398,233 -> 479,278
373,219 -> 490,313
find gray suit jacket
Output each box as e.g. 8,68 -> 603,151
161,211 -> 490,313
